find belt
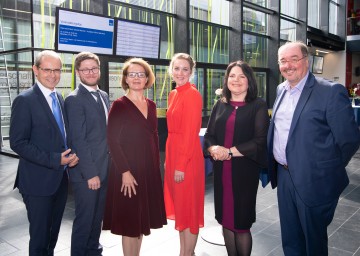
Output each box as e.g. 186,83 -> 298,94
278,163 -> 289,170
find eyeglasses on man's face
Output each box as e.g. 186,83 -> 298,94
127,72 -> 147,78
278,55 -> 307,66
78,67 -> 100,75
38,67 -> 62,75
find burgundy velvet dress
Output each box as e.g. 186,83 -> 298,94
103,96 -> 167,237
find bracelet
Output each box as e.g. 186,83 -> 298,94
228,148 -> 233,157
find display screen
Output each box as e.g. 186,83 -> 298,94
115,19 -> 161,59
312,56 -> 324,74
55,8 -> 115,55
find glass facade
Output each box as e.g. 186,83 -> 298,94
190,0 -> 229,26
243,7 -> 267,35
308,0 -> 320,28
280,19 -> 296,41
0,0 -> 347,152
243,34 -> 268,68
281,0 -> 298,18
329,1 -> 339,35
189,21 -> 229,64
111,0 -> 174,13
245,0 -> 269,8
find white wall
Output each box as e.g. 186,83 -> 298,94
315,51 -> 347,85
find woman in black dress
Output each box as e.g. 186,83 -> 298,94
204,61 -> 269,256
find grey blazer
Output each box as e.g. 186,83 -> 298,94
64,84 -> 110,182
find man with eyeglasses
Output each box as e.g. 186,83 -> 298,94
64,51 -> 110,256
10,50 -> 79,256
267,41 -> 360,255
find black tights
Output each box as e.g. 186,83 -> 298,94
223,227 -> 252,256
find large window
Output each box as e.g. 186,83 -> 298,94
280,19 -> 296,41
190,0 -> 229,26
307,0 -> 319,28
0,2 -> 31,52
243,7 -> 268,35
329,1 -> 339,35
281,0 -> 298,18
110,0 -> 175,13
190,21 -> 229,64
243,34 -> 268,68
203,68 -> 225,112
244,0 -> 269,8
254,72 -> 266,100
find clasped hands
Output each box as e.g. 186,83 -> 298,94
208,145 -> 231,161
60,148 -> 79,167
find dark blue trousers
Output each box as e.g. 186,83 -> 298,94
22,173 -> 68,256
71,180 -> 107,256
277,164 -> 338,256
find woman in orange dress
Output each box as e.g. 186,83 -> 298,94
164,53 -> 204,256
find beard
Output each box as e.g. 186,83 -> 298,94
80,76 -> 100,87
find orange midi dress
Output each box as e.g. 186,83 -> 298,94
164,82 -> 205,234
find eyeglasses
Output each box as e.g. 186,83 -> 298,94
127,72 -> 146,78
127,72 -> 147,78
278,55 -> 307,66
38,67 -> 62,75
78,67 -> 100,75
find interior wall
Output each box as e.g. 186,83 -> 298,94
315,51 -> 347,85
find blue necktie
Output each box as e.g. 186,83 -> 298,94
50,92 -> 67,146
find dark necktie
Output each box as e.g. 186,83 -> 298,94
91,90 -> 106,116
50,92 -> 66,146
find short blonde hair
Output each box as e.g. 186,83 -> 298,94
121,58 -> 155,90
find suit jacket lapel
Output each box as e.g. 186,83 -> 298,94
272,85 -> 286,119
268,84 -> 286,153
33,84 -> 66,142
99,90 -> 110,111
78,84 -> 108,123
78,84 -> 100,110
288,74 -> 315,140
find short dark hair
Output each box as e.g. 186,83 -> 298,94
222,60 -> 258,103
74,52 -> 100,70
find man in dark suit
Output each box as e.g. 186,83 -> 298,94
267,41 -> 360,255
10,50 -> 79,256
65,52 -> 110,256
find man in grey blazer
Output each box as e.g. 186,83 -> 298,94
10,50 -> 79,255
65,52 -> 110,256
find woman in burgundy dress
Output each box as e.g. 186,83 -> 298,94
103,58 -> 167,256
204,61 -> 269,256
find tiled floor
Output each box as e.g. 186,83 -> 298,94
0,151 -> 359,256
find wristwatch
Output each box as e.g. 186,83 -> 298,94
228,148 -> 233,157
